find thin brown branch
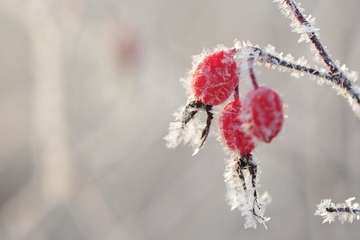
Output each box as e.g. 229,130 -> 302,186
284,0 -> 338,73
250,46 -> 360,107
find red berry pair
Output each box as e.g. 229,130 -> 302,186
219,86 -> 284,155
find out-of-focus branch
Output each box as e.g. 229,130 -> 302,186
315,198 -> 360,224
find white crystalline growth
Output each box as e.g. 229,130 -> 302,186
274,0 -> 322,45
338,62 -> 359,83
181,44 -> 233,101
164,104 -> 206,155
234,39 -> 260,63
315,198 -> 360,224
262,44 -> 312,78
223,156 -> 271,229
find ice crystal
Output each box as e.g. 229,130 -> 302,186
224,156 -> 271,229
164,103 -> 206,154
337,62 -> 359,83
315,198 -> 360,224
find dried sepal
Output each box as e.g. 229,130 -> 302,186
164,99 -> 214,155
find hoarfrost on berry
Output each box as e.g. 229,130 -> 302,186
241,87 -> 284,143
186,46 -> 239,106
219,100 -> 255,155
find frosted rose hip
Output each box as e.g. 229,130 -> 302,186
192,49 -> 238,106
242,86 -> 284,143
219,99 -> 255,155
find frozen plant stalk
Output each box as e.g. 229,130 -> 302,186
315,198 -> 360,224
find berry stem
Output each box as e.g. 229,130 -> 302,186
234,85 -> 239,100
233,47 -> 240,100
248,58 -> 259,89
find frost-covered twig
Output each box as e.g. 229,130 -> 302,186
224,154 -> 271,229
235,35 -> 360,118
315,198 -> 360,224
272,0 -> 360,117
253,46 -> 360,115
280,0 -> 337,72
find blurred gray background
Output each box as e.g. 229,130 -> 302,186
0,0 -> 360,239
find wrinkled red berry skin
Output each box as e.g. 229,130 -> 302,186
192,50 -> 238,106
219,100 -> 255,155
242,86 -> 284,143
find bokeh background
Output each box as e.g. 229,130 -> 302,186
0,0 -> 360,239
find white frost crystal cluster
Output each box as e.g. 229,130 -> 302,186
315,198 -> 360,224
223,156 -> 271,229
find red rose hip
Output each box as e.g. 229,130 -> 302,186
219,99 -> 255,155
192,49 -> 238,106
242,86 -> 284,143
